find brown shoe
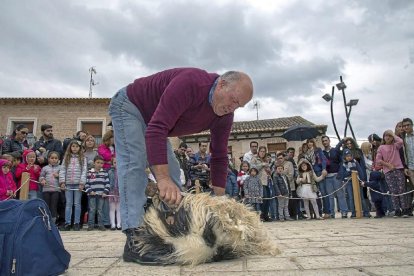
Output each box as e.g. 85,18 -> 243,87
323,214 -> 330,219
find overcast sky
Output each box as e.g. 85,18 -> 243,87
1,0 -> 413,141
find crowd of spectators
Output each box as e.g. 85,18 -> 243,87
2,117 -> 414,227
0,124 -> 119,231
173,118 -> 414,222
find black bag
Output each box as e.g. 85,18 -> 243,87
0,199 -> 71,276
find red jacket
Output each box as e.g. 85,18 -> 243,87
15,163 -> 41,191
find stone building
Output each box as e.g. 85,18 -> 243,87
179,116 -> 327,169
0,98 -> 111,145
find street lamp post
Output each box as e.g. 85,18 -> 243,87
345,99 -> 359,141
322,86 -> 341,140
322,76 -> 359,141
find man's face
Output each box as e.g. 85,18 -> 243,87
212,75 -> 253,116
199,143 -> 208,153
321,137 -> 330,148
287,150 -> 294,159
43,128 -> 54,139
403,121 -> 413,134
79,132 -> 87,141
250,143 -> 258,154
186,148 -> 194,157
178,147 -> 186,155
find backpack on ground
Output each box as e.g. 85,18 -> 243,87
0,199 -> 71,276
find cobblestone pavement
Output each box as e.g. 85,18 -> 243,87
61,215 -> 414,276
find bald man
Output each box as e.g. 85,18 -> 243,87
109,68 -> 253,264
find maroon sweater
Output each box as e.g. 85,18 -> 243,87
127,68 -> 233,188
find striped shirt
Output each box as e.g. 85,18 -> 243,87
85,168 -> 110,195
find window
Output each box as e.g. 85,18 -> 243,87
267,143 -> 286,161
82,122 -> 103,145
7,117 -> 38,145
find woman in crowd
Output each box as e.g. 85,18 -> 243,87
2,124 -> 29,159
376,130 -> 410,217
251,146 -> 272,221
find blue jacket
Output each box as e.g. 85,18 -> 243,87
225,170 -> 238,197
323,144 -> 342,173
272,173 -> 291,196
337,159 -> 364,182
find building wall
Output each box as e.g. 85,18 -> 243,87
0,100 -> 111,142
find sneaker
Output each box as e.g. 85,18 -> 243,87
60,224 -> 71,231
323,214 -> 330,219
111,227 -> 116,231
278,218 -> 285,222
117,226 -> 122,230
87,225 -> 94,231
394,209 -> 402,218
285,217 -> 294,221
73,223 -> 81,231
98,225 -> 106,231
316,217 -> 324,220
123,228 -> 170,265
402,209 -> 409,218
341,213 -> 348,219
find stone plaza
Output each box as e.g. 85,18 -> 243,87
61,216 -> 414,275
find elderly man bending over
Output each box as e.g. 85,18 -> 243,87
108,67 -> 253,265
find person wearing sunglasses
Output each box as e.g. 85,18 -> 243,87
2,124 -> 29,160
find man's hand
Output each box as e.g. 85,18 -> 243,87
405,168 -> 410,177
157,178 -> 182,206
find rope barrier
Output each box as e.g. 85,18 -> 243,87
357,176 -> 414,197
243,177 -> 352,202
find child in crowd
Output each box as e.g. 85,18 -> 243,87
243,167 -> 263,214
85,155 -> 110,231
108,157 -> 121,230
15,149 -> 41,199
39,151 -> 61,224
337,149 -> 367,218
59,140 -> 87,231
361,171 -> 385,218
237,161 -> 250,199
0,159 -> 17,201
98,130 -> 115,171
273,163 -> 292,221
296,159 -> 324,220
225,164 -> 238,199
9,152 -> 21,185
83,135 -> 98,170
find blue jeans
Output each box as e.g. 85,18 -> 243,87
102,198 -> 110,225
325,175 -> 348,215
65,189 -> 82,224
269,198 -> 278,219
109,88 -> 182,230
345,181 -> 370,216
88,196 -> 105,226
318,179 -> 331,214
28,190 -> 41,199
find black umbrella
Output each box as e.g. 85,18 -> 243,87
282,125 -> 320,141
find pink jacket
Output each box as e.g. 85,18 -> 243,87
0,159 -> 17,201
376,136 -> 404,174
98,144 -> 115,170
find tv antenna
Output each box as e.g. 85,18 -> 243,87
89,66 -> 99,98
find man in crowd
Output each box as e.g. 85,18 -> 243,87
174,142 -> 189,184
403,118 -> 414,190
32,124 -> 63,166
108,68 -> 253,265
321,135 -> 348,218
243,141 -> 258,163
189,142 -> 211,191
